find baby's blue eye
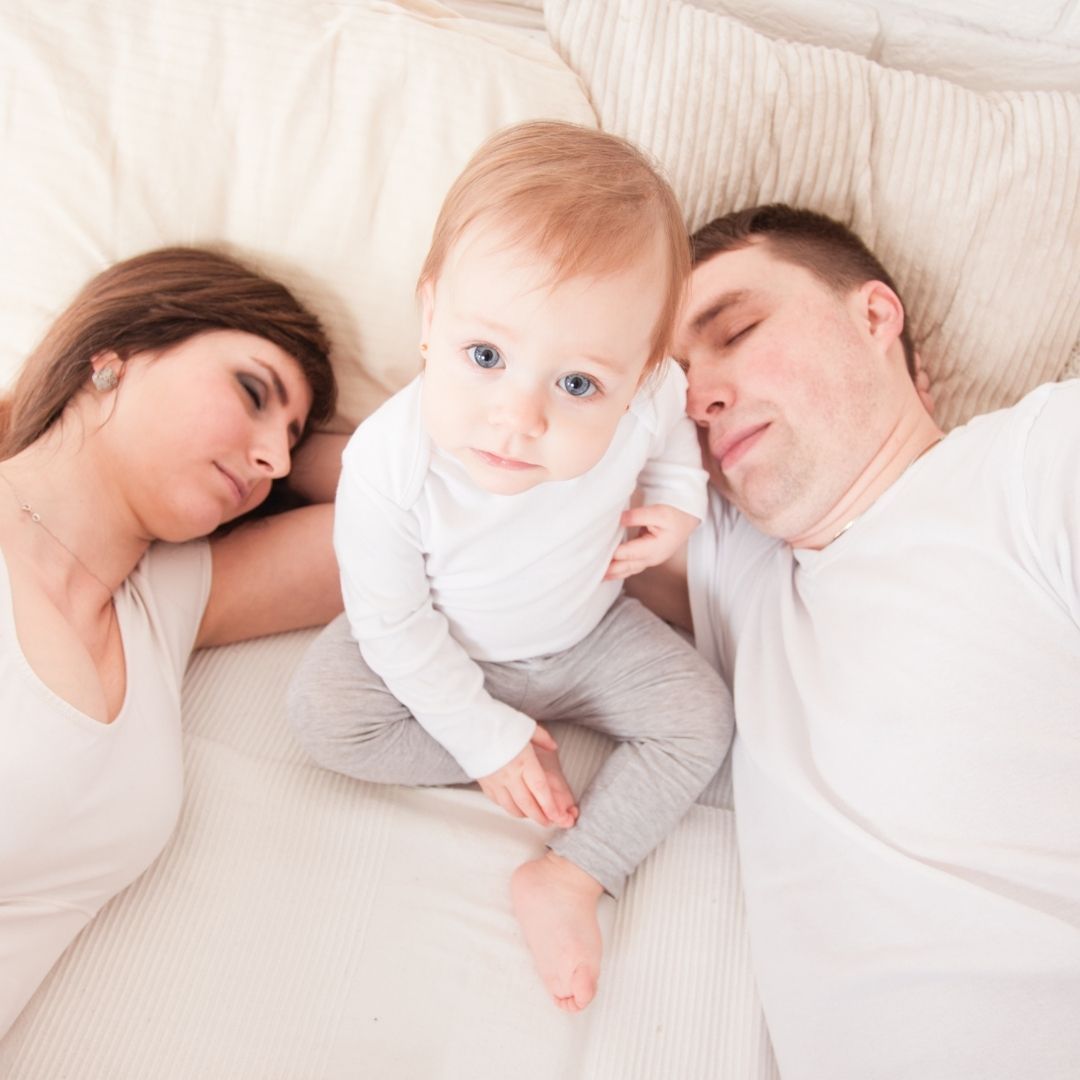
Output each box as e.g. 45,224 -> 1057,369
469,344 -> 503,369
558,372 -> 595,398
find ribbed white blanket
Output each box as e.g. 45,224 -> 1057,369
1,630 -> 777,1079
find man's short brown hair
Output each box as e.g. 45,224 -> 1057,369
691,204 -> 916,378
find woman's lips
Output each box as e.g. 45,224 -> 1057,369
215,463 -> 250,505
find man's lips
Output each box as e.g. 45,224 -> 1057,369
472,448 -> 538,471
713,423 -> 770,471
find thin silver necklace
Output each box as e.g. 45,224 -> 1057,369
0,469 -> 115,596
831,434 -> 945,543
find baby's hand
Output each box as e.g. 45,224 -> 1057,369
478,724 -> 577,828
604,504 -> 700,581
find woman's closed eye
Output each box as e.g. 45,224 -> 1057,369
468,343 -> 503,369
239,373 -> 267,408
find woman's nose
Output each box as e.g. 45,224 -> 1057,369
253,424 -> 292,478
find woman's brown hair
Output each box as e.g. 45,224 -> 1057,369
0,247 -> 335,458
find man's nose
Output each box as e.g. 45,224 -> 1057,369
685,367 -> 730,425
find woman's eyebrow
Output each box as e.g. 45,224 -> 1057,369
252,357 -> 290,406
252,357 -> 302,443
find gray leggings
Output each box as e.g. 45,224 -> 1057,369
287,596 -> 732,896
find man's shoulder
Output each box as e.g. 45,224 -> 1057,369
937,380 -> 1078,491
689,490 -> 785,630
1014,377 -> 1080,436
700,487 -> 783,564
953,379 -> 1075,443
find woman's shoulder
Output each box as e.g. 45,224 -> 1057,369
129,538 -> 212,595
122,540 -> 212,661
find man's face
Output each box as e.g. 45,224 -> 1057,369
674,240 -> 890,540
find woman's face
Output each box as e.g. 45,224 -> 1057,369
99,330 -> 314,541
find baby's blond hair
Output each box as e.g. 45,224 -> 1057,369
418,121 -> 689,370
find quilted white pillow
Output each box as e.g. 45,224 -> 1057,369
682,0 -> 1080,92
545,0 -> 1080,429
0,0 -> 595,428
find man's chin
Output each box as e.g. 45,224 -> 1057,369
702,454 -> 726,493
721,484 -> 798,540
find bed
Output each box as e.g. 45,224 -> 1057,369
1,1 -> 1077,1076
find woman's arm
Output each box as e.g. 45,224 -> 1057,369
196,432 -> 349,647
197,503 -> 342,647
286,431 -> 349,504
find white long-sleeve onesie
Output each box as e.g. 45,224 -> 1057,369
334,361 -> 707,777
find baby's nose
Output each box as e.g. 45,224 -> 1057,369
492,386 -> 547,437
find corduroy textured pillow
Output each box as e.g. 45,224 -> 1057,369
545,0 -> 1080,429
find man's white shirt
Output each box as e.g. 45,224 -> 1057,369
689,381 -> 1080,1080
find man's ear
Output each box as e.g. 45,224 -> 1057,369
861,280 -> 905,356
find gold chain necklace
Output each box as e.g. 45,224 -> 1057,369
0,470 -> 115,596
830,435 -> 945,543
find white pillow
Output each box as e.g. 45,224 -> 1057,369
545,0 -> 1080,429
0,0 -> 595,429
680,0 -> 1080,92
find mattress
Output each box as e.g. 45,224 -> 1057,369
3,0 -> 1074,1074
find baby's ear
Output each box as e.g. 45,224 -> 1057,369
418,279 -> 435,344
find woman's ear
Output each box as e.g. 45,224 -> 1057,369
89,350 -> 124,390
90,349 -> 122,373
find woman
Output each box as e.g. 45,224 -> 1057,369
0,247 -> 344,1035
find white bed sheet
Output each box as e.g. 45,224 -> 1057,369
0,629 -> 776,1079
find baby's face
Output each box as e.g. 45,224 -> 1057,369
419,224 -> 666,495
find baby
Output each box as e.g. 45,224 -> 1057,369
288,121 -> 733,1012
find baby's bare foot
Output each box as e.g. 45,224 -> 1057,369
511,852 -> 603,1012
533,744 -> 578,828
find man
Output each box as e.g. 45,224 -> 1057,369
645,205 -> 1080,1079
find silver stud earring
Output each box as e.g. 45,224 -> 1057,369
92,367 -> 119,392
